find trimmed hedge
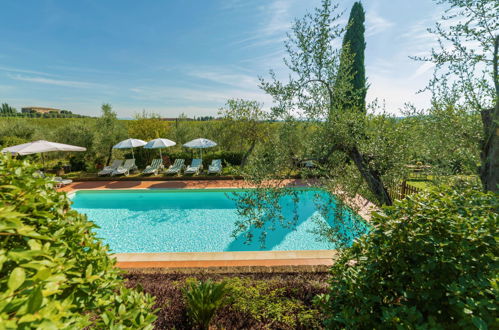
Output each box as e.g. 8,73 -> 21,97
0,155 -> 157,328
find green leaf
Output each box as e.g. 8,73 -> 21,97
85,264 -> 93,279
27,286 -> 43,313
472,317 -> 487,330
8,267 -> 25,291
119,304 -> 126,315
34,267 -> 51,281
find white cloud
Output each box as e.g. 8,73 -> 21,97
8,74 -> 105,89
187,68 -> 260,90
218,0 -> 254,11
229,0 -> 294,50
368,71 -> 432,114
365,11 -> 395,37
130,85 -> 271,104
0,66 -> 56,77
411,61 -> 435,79
261,0 -> 292,36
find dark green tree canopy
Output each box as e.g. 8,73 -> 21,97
336,1 -> 366,112
0,103 -> 17,115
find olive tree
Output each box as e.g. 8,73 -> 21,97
415,0 -> 498,192
218,99 -> 269,167
258,0 -> 400,205
230,0 -> 411,247
93,104 -> 127,166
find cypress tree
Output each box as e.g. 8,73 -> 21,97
336,2 -> 366,112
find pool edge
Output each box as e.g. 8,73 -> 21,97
114,250 -> 338,268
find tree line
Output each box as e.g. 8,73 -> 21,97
0,103 -> 89,118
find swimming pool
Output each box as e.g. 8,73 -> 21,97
71,189 -> 368,253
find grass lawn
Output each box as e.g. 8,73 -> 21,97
407,175 -> 480,191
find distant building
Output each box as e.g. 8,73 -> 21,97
160,117 -> 194,121
22,107 -> 61,114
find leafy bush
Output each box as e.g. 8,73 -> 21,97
225,277 -> 323,329
204,151 -> 244,166
0,119 -> 36,141
125,271 -> 328,329
0,154 -> 157,328
183,279 -> 229,330
317,186 -> 498,328
0,136 -> 28,149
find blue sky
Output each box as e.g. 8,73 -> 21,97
0,0 -> 442,117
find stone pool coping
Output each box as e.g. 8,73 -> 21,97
114,250 -> 337,268
61,179 -> 376,268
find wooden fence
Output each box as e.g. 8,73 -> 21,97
388,180 -> 423,201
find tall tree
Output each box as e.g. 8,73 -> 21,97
172,113 -> 190,144
415,0 -> 498,192
260,0 -> 392,205
335,1 -> 366,112
0,103 -> 17,115
230,0 -> 410,246
94,104 -> 127,165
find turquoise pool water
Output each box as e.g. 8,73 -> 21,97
71,189 -> 368,253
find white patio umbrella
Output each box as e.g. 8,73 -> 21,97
1,140 -> 86,166
112,138 -> 147,159
143,138 -> 176,158
183,138 -> 217,158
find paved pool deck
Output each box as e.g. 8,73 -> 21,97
59,178 -> 310,191
62,179 -> 375,269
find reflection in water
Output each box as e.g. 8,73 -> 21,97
71,189 -> 368,253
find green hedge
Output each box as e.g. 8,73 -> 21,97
165,150 -> 244,167
0,155 -> 157,328
317,186 -> 498,328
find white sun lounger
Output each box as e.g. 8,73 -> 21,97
165,159 -> 185,175
34,170 -> 72,188
208,159 -> 222,174
111,159 -> 137,176
184,158 -> 203,175
98,159 -> 123,176
142,158 -> 163,175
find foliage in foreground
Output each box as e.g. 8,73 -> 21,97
0,155 -> 156,329
183,279 -> 230,330
125,272 -> 327,329
317,186 -> 498,328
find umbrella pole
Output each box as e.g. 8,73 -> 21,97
131,148 -> 135,159
41,153 -> 45,169
159,148 -> 162,159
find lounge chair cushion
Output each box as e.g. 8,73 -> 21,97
185,159 -> 203,174
111,159 -> 136,176
165,159 -> 185,174
98,160 -> 123,176
208,159 -> 222,174
143,159 -> 163,175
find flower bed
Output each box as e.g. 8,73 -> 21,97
124,267 -> 329,329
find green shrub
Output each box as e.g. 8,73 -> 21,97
226,277 -> 322,329
0,154 -> 157,328
182,279 -> 229,330
204,151 -> 244,166
316,186 -> 498,329
0,136 -> 28,149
